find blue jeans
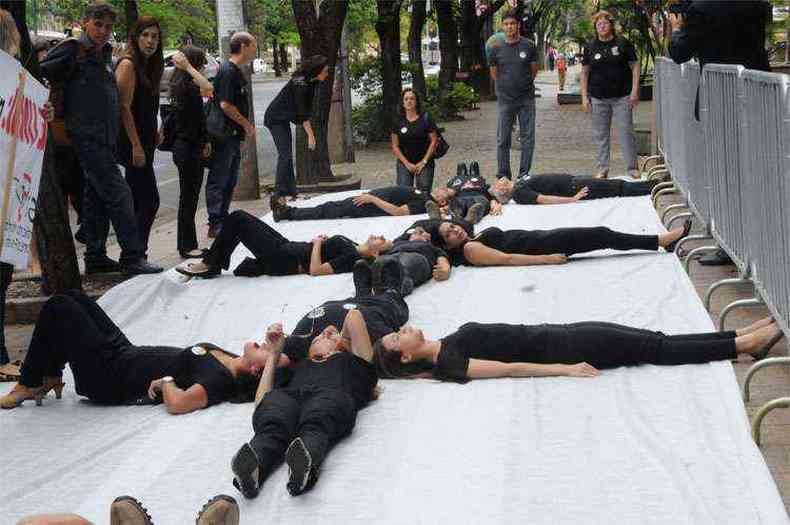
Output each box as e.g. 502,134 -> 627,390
70,135 -> 143,263
496,98 -> 536,179
206,136 -> 241,228
396,160 -> 435,192
268,122 -> 297,198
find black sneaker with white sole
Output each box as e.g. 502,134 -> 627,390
231,443 -> 261,499
285,437 -> 315,496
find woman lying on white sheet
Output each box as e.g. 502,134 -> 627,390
372,317 -> 782,383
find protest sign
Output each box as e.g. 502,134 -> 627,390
0,49 -> 49,269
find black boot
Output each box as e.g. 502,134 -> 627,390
231,443 -> 263,499
374,258 -> 405,295
352,260 -> 374,297
285,437 -> 319,496
85,255 -> 121,275
456,162 -> 468,180
469,160 -> 480,179
270,195 -> 292,222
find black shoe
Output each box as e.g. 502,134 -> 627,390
374,259 -> 405,295
208,224 -> 222,238
353,260 -> 374,297
120,259 -> 164,275
175,262 -> 220,278
698,249 -> 733,266
464,203 -> 486,224
270,195 -> 291,222
85,256 -> 121,275
74,226 -> 87,245
469,160 -> 480,179
286,437 -> 317,496
665,219 -> 692,253
179,248 -> 209,259
456,162 -> 468,180
231,443 -> 262,499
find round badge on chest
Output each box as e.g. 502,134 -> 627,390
611,47 -> 620,56
342,303 -> 358,310
401,127 -> 408,134
519,51 -> 527,59
191,346 -> 207,356
307,306 -> 326,319
594,53 -> 602,60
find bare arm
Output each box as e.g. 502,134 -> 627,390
309,237 -> 335,276
341,309 -> 374,363
254,341 -> 284,406
630,61 -> 640,98
535,185 -> 590,204
489,65 -> 497,81
390,133 -> 413,168
463,241 -> 566,267
302,119 -> 316,149
173,52 -> 214,94
466,360 -> 598,379
161,382 -> 208,415
219,100 -> 253,131
421,131 -> 438,164
530,63 -> 539,78
581,65 -> 590,100
353,194 -> 410,216
115,60 -> 144,163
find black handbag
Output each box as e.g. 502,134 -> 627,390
425,112 -> 449,159
205,96 -> 230,143
157,110 -> 177,152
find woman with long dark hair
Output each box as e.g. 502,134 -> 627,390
265,55 -> 330,201
116,16 -> 165,257
391,87 -> 439,192
171,46 -> 213,259
0,291 -> 272,413
373,318 -> 783,382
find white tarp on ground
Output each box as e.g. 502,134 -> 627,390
1,193 -> 787,524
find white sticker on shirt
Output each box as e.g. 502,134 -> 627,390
400,127 -> 408,134
342,303 -> 358,310
414,189 -> 422,194
307,306 -> 325,319
611,46 -> 620,56
594,53 -> 602,61
191,346 -> 207,356
519,51 -> 527,59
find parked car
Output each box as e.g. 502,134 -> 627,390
159,49 -> 219,114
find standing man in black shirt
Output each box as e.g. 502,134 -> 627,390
490,173 -> 660,205
486,10 -> 539,180
581,11 -> 641,180
207,32 -> 257,238
40,3 -> 162,275
668,0 -> 771,266
271,186 -> 452,222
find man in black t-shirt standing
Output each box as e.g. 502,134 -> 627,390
207,32 -> 257,238
271,186 -> 453,222
580,11 -> 640,180
486,10 -> 539,180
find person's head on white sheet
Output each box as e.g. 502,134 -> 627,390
438,221 -> 470,250
373,325 -> 435,378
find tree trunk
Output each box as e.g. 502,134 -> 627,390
458,0 -> 477,71
435,0 -> 458,94
291,0 -> 348,185
279,43 -> 289,71
125,0 -> 139,39
376,1 -> 403,121
272,39 -> 282,77
536,29 -> 546,70
408,0 -> 427,101
1,0 -> 81,294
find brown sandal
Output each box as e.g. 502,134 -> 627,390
0,361 -> 22,382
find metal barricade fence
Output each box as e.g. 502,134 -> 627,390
683,63 -> 712,225
740,71 -> 790,330
701,64 -> 748,272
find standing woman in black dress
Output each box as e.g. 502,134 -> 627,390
116,16 -> 165,258
0,291 -> 272,413
391,87 -> 439,192
171,46 -> 214,259
265,55 -> 330,201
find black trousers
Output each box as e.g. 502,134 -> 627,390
552,322 -> 737,368
204,210 -> 302,275
289,198 -> 387,221
55,145 -> 84,223
249,387 -> 357,481
0,262 -> 14,365
173,139 -> 206,253
450,192 -> 490,219
376,252 -> 432,295
505,226 -> 659,256
19,291 -> 129,400
574,177 -> 654,199
125,163 -> 160,256
268,122 -> 297,198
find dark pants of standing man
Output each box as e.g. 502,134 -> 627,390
70,136 -> 144,265
207,136 -> 242,229
268,122 -> 297,198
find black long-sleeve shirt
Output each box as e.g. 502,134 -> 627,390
264,76 -> 316,126
173,81 -> 208,146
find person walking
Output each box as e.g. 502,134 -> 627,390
171,47 -> 214,259
116,16 -> 165,258
40,2 -> 161,275
557,53 -> 567,91
486,10 -> 539,180
580,10 -> 641,180
264,55 -> 329,201
391,88 -> 439,192
206,32 -> 257,238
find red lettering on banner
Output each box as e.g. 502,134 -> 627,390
0,92 -> 48,150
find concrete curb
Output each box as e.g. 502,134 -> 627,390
7,291 -> 103,325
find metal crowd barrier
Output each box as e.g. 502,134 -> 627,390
654,58 -> 790,445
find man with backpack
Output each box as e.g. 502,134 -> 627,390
40,2 -> 162,275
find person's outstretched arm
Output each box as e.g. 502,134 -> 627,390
341,309 -> 373,363
536,187 -> 589,204
157,382 -> 208,415
463,241 -> 567,267
255,324 -> 285,406
466,359 -> 599,379
352,194 -> 410,216
432,256 -> 452,281
309,235 -> 335,276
